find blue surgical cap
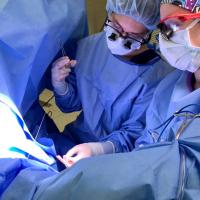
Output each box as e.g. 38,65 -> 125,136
161,0 -> 200,13
106,0 -> 161,30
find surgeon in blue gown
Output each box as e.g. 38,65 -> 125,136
135,0 -> 200,147
51,0 -> 173,167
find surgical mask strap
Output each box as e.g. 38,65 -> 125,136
186,18 -> 200,30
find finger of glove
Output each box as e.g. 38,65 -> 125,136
56,155 -> 68,168
52,56 -> 69,66
65,146 -> 80,158
55,74 -> 70,82
52,58 -> 71,70
65,152 -> 89,164
52,67 -> 71,80
66,160 -> 74,167
70,60 -> 77,67
52,73 -> 67,83
54,67 -> 71,75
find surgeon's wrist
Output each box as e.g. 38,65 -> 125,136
87,142 -> 115,156
101,141 -> 115,154
53,81 -> 68,96
87,142 -> 104,156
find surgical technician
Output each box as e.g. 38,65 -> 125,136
136,0 -> 200,146
51,0 -> 173,167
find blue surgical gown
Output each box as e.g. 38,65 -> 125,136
2,117 -> 200,199
55,32 -> 173,153
136,70 -> 200,146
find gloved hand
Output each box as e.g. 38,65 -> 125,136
51,56 -> 76,95
56,142 -> 115,168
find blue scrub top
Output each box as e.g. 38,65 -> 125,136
55,32 -> 173,153
136,70 -> 200,146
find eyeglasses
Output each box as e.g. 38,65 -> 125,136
158,13 -> 200,40
104,19 -> 150,45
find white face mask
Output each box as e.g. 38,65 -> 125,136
104,25 -> 141,56
159,19 -> 200,72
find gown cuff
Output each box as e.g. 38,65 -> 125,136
87,142 -> 115,156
